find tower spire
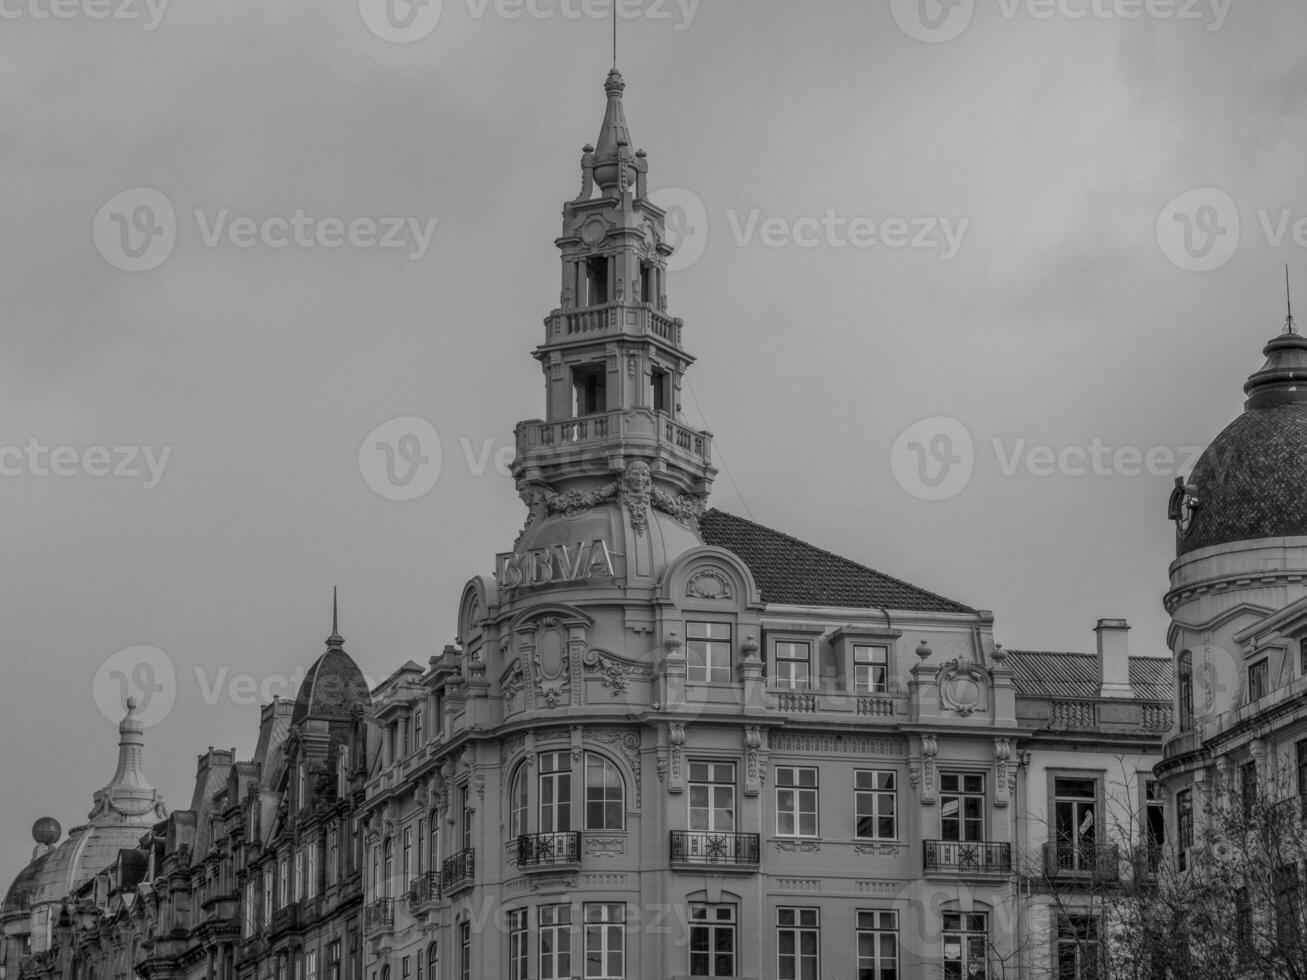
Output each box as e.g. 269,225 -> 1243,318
328,586 -> 343,648
1286,265 -> 1297,335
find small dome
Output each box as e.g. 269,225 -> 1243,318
290,647 -> 370,727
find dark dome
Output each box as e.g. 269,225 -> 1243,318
290,646 -> 370,726
2,852 -> 49,914
1179,401 -> 1307,555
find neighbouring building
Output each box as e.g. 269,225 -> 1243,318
5,614 -> 373,980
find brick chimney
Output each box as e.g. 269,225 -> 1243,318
1094,618 -> 1134,699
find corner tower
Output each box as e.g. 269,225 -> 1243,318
506,69 -> 716,595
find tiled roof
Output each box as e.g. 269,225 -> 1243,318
1006,650 -> 1173,701
1180,403 -> 1307,555
291,647 -> 370,726
699,509 -> 974,614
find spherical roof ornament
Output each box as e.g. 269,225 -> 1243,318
32,817 -> 61,846
916,639 -> 932,660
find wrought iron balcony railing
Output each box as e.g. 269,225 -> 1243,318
441,848 -> 475,893
923,839 -> 1012,876
362,898 -> 393,937
1042,842 -> 1120,881
669,831 -> 761,867
406,870 -> 440,913
516,832 -> 582,869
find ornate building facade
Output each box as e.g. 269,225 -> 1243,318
351,69 -> 1174,980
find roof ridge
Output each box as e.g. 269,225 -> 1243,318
705,508 -> 975,613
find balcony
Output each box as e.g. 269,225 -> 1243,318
923,840 -> 1012,877
669,831 -> 761,871
406,871 -> 440,915
1042,842 -> 1120,882
516,832 -> 582,871
766,688 -> 904,720
363,898 -> 393,938
441,848 -> 475,894
544,302 -> 683,349
514,409 -> 712,468
268,903 -> 299,936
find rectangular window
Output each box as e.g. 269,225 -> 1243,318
855,771 -> 897,840
539,905 -> 573,980
1249,659 -> 1269,701
279,856 -> 289,907
400,718 -> 410,758
403,828 -> 413,884
399,957 -> 408,980
689,762 -> 736,832
777,907 -> 820,980
416,818 -> 425,875
508,909 -> 529,980
687,622 -> 733,684
689,904 -> 736,978
583,904 -> 625,979
1144,780 -> 1165,875
244,880 -> 256,937
1177,789 -> 1193,871
540,751 -> 573,834
1053,777 -> 1099,871
263,868 -> 274,925
854,645 -> 890,694
1277,865 -> 1302,950
1056,915 -> 1099,980
774,642 -> 812,690
327,827 -> 339,888
460,785 -> 473,853
413,702 -> 423,747
585,752 -> 624,831
775,767 -> 819,837
1235,888 -> 1253,962
941,773 -> 986,842
943,912 -> 988,980
1241,761 -> 1258,822
856,910 -> 898,980
1299,741 -> 1307,817
328,942 -> 341,980
460,921 -> 471,980
307,838 -> 318,899
294,849 -> 303,902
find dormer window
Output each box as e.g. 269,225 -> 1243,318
1249,659 -> 1269,702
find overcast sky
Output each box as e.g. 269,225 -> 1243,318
2,0 -> 1301,876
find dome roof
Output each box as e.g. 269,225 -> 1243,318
1178,325 -> 1307,556
2,701 -> 165,918
290,643 -> 369,727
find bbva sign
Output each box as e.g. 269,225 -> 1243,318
495,539 -> 616,589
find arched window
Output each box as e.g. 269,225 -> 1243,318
426,944 -> 438,980
585,753 -> 625,831
1178,651 -> 1194,732
508,764 -> 529,839
383,838 -> 394,897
